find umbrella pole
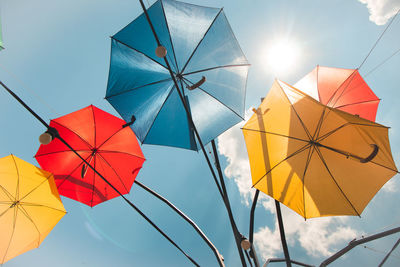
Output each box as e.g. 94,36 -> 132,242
275,200 -> 292,267
135,180 -> 225,267
249,190 -> 261,267
0,81 -> 201,267
211,140 -> 249,266
136,2 -> 248,265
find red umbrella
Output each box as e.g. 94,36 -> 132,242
294,65 -> 380,121
35,105 -> 145,207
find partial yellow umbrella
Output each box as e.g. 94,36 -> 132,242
0,155 -> 66,264
242,80 -> 398,219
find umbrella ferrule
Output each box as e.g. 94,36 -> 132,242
10,201 -> 19,208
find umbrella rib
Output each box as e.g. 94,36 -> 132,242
316,123 -> 351,142
181,77 -> 244,120
111,37 -> 171,73
2,207 -> 18,264
90,153 -> 96,207
52,121 -> 93,150
368,160 -> 399,173
182,63 -> 251,76
0,207 -> 11,218
97,150 -> 146,161
105,78 -> 172,99
141,85 -> 176,145
312,105 -> 327,140
334,99 -> 380,109
252,144 -> 311,188
302,146 -> 315,219
18,173 -> 55,203
54,154 -> 90,191
159,1 -> 179,72
17,205 -> 41,247
313,146 -> 360,216
35,149 -> 92,158
11,155 -> 20,201
326,69 -> 358,107
180,8 -> 223,74
241,127 -> 310,143
96,153 -> 130,194
0,184 -> 15,202
20,202 -> 66,214
278,83 -> 313,141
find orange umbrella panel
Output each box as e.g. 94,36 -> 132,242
242,80 -> 397,219
0,155 -> 66,264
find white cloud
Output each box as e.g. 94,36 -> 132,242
358,0 -> 400,25
217,115 -> 359,259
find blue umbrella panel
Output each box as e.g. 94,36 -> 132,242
106,0 -> 249,150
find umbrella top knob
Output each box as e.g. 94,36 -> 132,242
10,200 -> 20,208
155,45 -> 167,58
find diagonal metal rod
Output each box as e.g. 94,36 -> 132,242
379,236 -> 400,267
134,180 -> 225,267
211,140 -> 248,266
0,80 -> 200,267
320,226 -> 400,266
275,200 -> 292,267
136,1 -> 247,265
249,190 -> 261,267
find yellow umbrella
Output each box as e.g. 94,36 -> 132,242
242,80 -> 398,219
0,155 -> 66,264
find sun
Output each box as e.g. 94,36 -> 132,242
262,39 -> 300,74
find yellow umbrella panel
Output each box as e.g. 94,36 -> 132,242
0,155 -> 66,264
242,80 -> 398,219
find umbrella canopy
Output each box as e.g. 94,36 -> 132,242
242,80 -> 397,219
294,66 -> 380,121
0,155 -> 66,264
35,105 -> 145,207
106,0 -> 249,150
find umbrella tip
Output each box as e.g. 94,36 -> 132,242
155,45 -> 167,58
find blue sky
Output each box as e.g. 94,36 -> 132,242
0,0 -> 400,266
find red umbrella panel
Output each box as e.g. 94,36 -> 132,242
294,65 -> 380,121
35,105 -> 145,207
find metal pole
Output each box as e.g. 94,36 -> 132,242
135,1 -> 247,265
379,236 -> 400,267
320,226 -> 400,266
275,200 -> 292,267
0,80 -> 200,267
211,140 -> 248,266
249,190 -> 261,267
135,180 -> 225,267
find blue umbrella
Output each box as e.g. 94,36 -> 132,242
105,0 -> 249,150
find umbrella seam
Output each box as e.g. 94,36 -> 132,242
180,8 -> 223,74
11,155 -> 19,201
334,98 -> 380,109
182,63 -> 251,76
313,146 -> 360,216
20,202 -> 66,214
159,0 -> 179,72
0,184 -> 14,202
181,77 -> 245,120
18,173 -> 56,203
141,84 -> 176,145
51,121 -> 93,150
105,78 -> 173,99
241,128 -> 309,143
97,150 -> 146,161
35,149 -> 92,158
111,37 -> 172,73
56,154 -> 92,191
252,144 -> 311,189
277,81 -> 313,141
17,205 -> 41,247
95,153 -> 130,194
2,206 -> 18,264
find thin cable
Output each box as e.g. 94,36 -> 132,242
364,47 -> 400,77
358,8 -> 400,70
363,245 -> 400,260
0,64 -> 59,117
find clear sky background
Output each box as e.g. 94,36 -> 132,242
0,0 -> 400,266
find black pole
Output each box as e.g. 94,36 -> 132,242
379,236 -> 400,267
136,1 -> 247,265
249,190 -> 260,267
211,140 -> 248,266
135,180 -> 225,267
275,200 -> 292,267
0,80 -> 200,267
